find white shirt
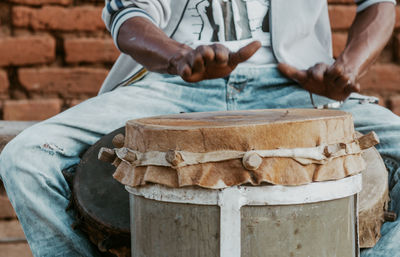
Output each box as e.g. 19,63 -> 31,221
172,0 -> 277,66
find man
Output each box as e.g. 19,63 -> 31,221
0,0 -> 397,256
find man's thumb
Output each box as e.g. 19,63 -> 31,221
229,41 -> 262,66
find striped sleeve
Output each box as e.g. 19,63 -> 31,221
102,0 -> 171,49
354,0 -> 396,12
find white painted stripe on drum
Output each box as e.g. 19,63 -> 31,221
218,188 -> 243,257
126,174 -> 362,206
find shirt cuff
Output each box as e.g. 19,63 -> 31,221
357,0 -> 397,12
111,7 -> 157,51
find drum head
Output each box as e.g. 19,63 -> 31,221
73,127 -> 130,241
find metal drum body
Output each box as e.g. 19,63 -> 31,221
127,174 -> 362,257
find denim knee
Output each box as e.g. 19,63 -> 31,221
0,130 -> 31,180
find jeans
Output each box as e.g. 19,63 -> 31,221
1,66 -> 400,256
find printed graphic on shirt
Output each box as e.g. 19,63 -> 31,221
184,0 -> 270,43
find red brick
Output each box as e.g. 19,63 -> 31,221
0,35 -> 55,66
0,195 -> 16,219
9,0 -> 72,5
64,37 -> 119,63
395,34 -> 400,62
0,70 -> 9,93
396,6 -> 400,29
3,99 -> 62,121
359,64 -> 400,91
377,40 -> 394,63
328,0 -> 354,3
12,6 -> 105,31
0,220 -> 25,238
332,33 -> 347,58
329,5 -> 357,30
66,98 -> 86,107
18,67 -> 108,96
0,244 -> 33,257
389,95 -> 400,115
0,220 -> 31,256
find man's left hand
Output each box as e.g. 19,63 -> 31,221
278,62 -> 360,101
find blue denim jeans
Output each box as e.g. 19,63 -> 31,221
1,66 -> 400,256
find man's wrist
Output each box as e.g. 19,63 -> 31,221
167,45 -> 192,75
334,54 -> 361,82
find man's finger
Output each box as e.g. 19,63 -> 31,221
332,74 -> 351,90
197,45 -> 214,63
309,63 -> 329,84
191,51 -> 205,74
178,62 -> 192,81
211,44 -> 230,65
325,64 -> 343,84
277,63 -> 308,84
229,41 -> 262,66
345,82 -> 361,94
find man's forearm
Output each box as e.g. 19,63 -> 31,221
116,16 -> 261,82
117,17 -> 192,74
337,2 -> 396,79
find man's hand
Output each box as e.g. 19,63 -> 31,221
118,17 -> 261,82
278,2 -> 395,102
169,41 -> 262,83
278,62 -> 361,101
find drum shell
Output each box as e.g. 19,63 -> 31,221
129,186 -> 358,257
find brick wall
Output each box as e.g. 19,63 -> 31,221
0,0 -> 117,121
0,0 -> 399,121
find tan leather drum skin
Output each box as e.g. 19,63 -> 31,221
112,109 -> 367,188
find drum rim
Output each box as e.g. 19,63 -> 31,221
126,174 -> 362,206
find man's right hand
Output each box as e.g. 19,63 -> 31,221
118,17 -> 260,82
168,41 -> 261,83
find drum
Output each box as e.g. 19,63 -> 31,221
358,137 -> 389,248
69,109 -> 386,257
128,177 -> 361,257
67,127 -> 130,257
102,109 -> 381,257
